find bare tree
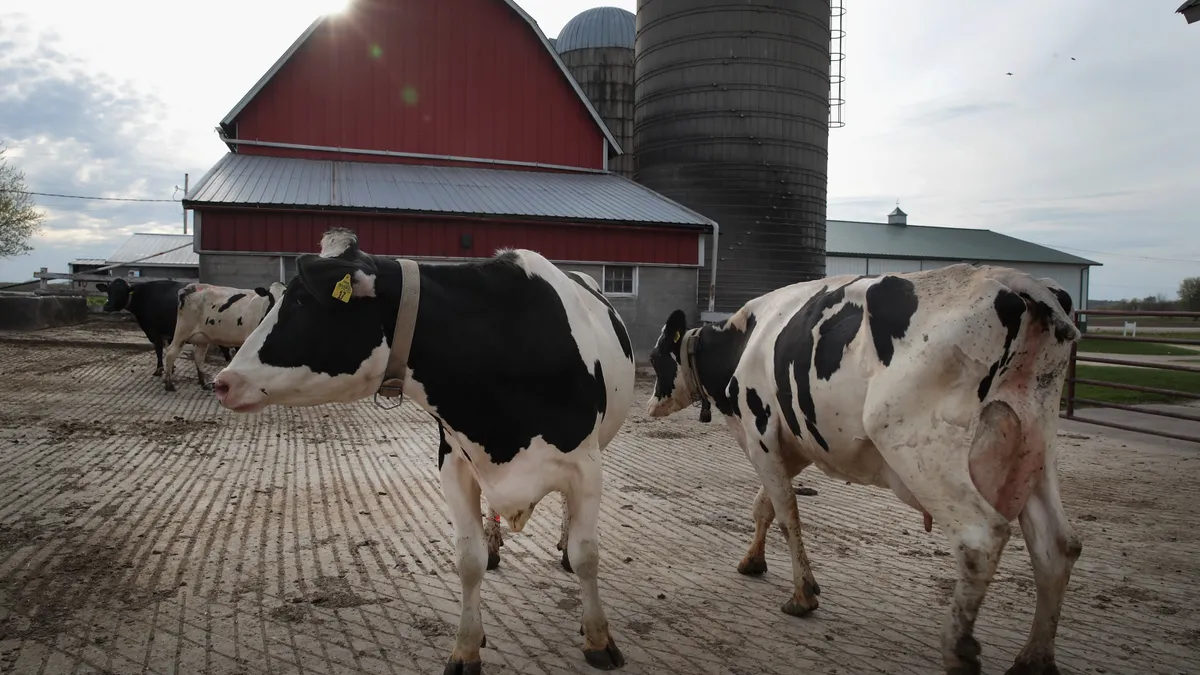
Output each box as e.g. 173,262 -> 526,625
0,144 -> 46,258
1179,276 -> 1200,316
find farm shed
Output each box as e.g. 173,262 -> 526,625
827,208 -> 1100,319
183,0 -> 715,360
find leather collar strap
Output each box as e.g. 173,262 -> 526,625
680,327 -> 706,404
377,258 -> 421,398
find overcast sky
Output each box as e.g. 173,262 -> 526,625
1,0 -> 1196,300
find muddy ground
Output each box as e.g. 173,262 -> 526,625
0,318 -> 1196,675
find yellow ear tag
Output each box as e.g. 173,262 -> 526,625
331,273 -> 353,303
673,331 -> 681,342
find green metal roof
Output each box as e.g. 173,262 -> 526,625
826,219 -> 1100,267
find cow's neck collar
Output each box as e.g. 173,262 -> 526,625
376,258 -> 421,400
680,326 -> 708,406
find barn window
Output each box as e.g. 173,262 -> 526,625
603,265 -> 637,297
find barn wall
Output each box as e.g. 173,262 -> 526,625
231,0 -> 606,170
829,256 -> 1087,310
196,209 -> 702,266
556,264 -> 699,362
826,256 -> 867,276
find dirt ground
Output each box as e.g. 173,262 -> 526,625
0,318 -> 1197,675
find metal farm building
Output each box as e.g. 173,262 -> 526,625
183,0 -> 714,359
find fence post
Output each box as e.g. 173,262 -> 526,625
1066,310 -> 1078,418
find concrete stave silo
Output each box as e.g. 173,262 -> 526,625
556,7 -> 637,179
634,0 -> 833,314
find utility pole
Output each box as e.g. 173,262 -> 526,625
182,173 -> 189,234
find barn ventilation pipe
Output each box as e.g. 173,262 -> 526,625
707,222 -> 719,314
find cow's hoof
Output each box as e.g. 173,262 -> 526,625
781,582 -> 820,617
736,555 -> 767,576
946,635 -> 982,675
486,550 -> 500,571
442,659 -> 481,675
560,549 -> 573,573
152,369 -> 163,377
480,634 -> 487,648
163,382 -> 176,393
200,382 -> 213,391
583,640 -> 625,670
1004,659 -> 1059,675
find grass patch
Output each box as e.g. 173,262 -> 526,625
1077,337 -> 1200,356
86,296 -> 106,309
1066,364 -> 1200,406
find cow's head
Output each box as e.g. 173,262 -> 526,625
211,229 -> 400,413
95,278 -> 131,312
646,309 -> 694,418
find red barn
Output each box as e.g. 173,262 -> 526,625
183,0 -> 717,359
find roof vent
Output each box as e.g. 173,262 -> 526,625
888,206 -> 907,226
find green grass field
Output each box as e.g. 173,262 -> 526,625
1076,337 -> 1200,356
1066,364 -> 1200,406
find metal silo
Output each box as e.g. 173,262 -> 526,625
556,7 -> 637,179
634,0 -> 833,314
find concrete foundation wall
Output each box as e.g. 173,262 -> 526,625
200,255 -> 289,290
557,264 -> 698,362
202,254 -> 698,363
0,294 -> 90,331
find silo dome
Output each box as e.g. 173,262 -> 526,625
553,6 -> 637,178
555,7 -> 635,53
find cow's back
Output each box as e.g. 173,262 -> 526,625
128,279 -> 185,337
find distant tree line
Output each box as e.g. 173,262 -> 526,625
1090,276 -> 1200,315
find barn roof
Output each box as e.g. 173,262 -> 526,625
827,219 -> 1099,267
107,234 -> 199,267
184,153 -> 714,228
220,1 -> 623,155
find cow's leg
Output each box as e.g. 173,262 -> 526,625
440,452 -> 487,675
152,336 -> 165,376
483,504 -> 502,571
1006,470 -> 1081,675
740,420 -> 820,617
556,492 -> 573,573
192,344 -> 212,389
868,396 -> 1019,674
736,485 -> 774,576
161,338 -> 184,392
568,450 -> 623,670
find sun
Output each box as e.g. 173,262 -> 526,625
299,0 -> 352,18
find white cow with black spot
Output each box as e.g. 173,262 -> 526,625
162,281 -> 286,392
646,264 -> 1082,675
210,229 -> 636,674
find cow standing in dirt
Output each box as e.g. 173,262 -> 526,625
97,278 -> 233,376
162,282 -> 286,391
646,264 -> 1082,675
210,229 -> 635,674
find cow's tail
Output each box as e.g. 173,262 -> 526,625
177,283 -> 200,313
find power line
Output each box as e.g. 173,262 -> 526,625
0,188 -> 179,203
1047,243 -> 1200,264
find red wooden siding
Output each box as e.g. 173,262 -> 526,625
230,0 -> 606,170
197,210 -> 700,266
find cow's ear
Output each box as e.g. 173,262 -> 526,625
665,309 -> 687,346
95,283 -> 108,292
253,287 -> 269,297
297,254 -> 371,306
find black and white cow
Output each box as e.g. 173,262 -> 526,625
97,277 -> 233,376
210,229 -> 636,674
647,264 -> 1081,675
161,281 -> 286,392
